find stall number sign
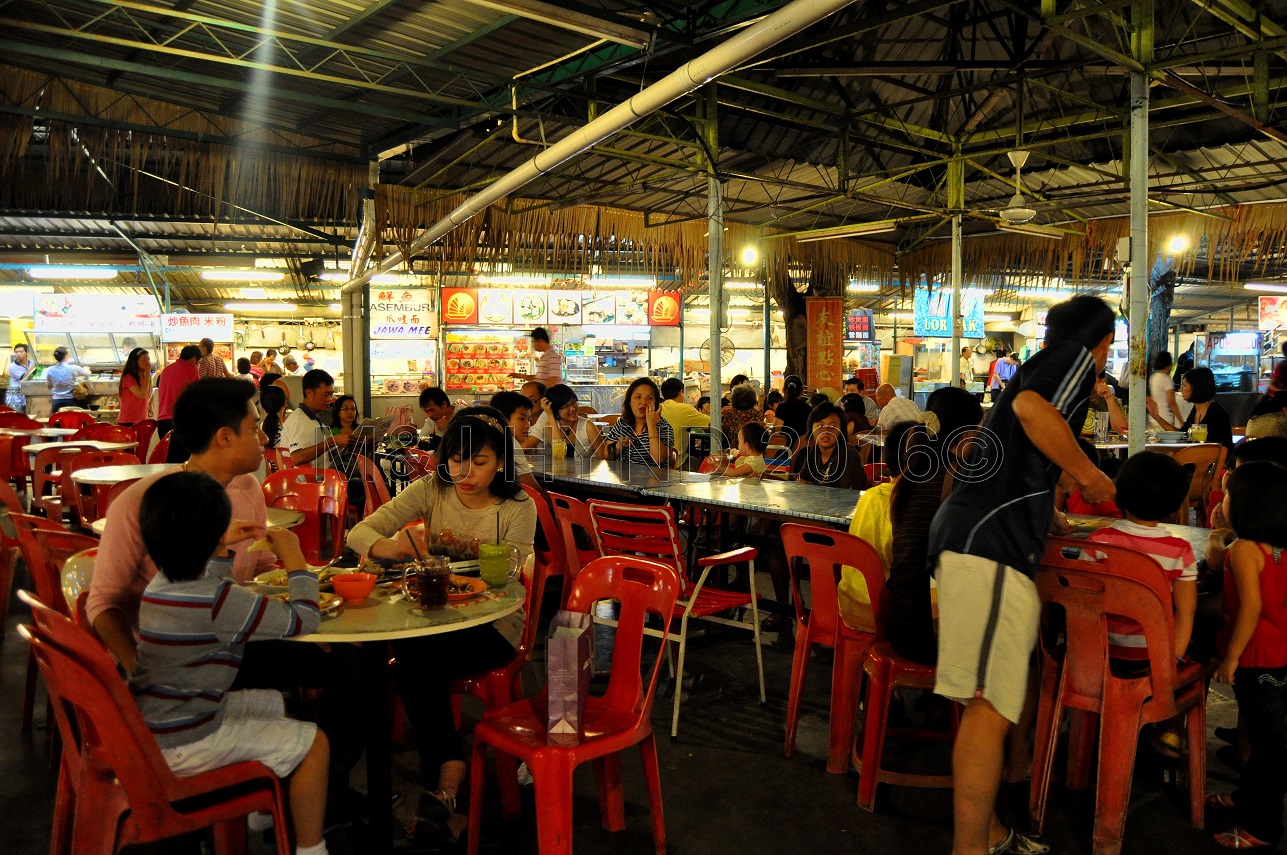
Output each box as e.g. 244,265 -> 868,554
161,313 -> 233,342
372,289 -> 436,338
912,287 -> 984,338
844,309 -> 874,341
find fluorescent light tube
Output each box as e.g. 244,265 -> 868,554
202,270 -> 286,282
28,266 -> 118,280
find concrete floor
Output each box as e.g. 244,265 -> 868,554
0,569 -> 1244,855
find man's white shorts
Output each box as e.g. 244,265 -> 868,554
933,551 -> 1041,724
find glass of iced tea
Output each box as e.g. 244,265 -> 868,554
404,556 -> 451,609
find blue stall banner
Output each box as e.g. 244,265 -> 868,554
912,287 -> 984,338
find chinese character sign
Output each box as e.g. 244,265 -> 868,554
161,313 -> 234,342
912,287 -> 984,338
35,295 -> 160,333
371,288 -> 437,338
844,309 -> 874,341
806,297 -> 845,390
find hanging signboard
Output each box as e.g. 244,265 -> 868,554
161,313 -> 234,342
844,308 -> 874,341
34,294 -> 160,333
1259,296 -> 1287,332
648,291 -> 681,326
806,297 -> 845,390
371,288 -> 437,338
912,287 -> 984,338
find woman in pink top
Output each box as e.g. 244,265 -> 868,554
117,347 -> 152,426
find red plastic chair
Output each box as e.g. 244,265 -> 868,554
14,514 -> 92,733
147,431 -> 172,464
467,556 -> 680,855
587,499 -> 765,739
67,451 -> 142,525
350,454 -> 392,519
780,524 -> 886,774
265,445 -> 293,474
863,463 -> 891,485
0,434 -> 36,494
0,479 -> 26,629
547,490 -> 600,597
0,412 -> 42,429
31,444 -> 100,521
0,405 -> 13,413
261,468 -> 347,564
1029,537 -> 1205,853
101,477 -> 141,520
130,419 -> 157,459
18,594 -> 292,855
48,410 -> 96,431
403,448 -> 436,481
73,424 -> 137,443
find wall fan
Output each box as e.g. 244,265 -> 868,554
699,337 -> 737,367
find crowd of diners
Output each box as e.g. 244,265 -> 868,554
21,298 -> 1287,855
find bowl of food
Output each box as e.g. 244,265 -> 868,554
331,572 -> 378,601
1155,431 -> 1187,443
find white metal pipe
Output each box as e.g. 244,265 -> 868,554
949,159 -> 962,390
709,174 -> 724,447
340,0 -> 861,295
1128,72 -> 1150,456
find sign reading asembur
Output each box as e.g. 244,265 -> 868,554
371,288 -> 436,339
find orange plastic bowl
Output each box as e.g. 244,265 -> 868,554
331,572 -> 378,601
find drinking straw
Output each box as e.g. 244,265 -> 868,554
495,510 -> 501,545
404,528 -> 424,562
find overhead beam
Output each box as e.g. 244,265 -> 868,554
454,0 -> 651,48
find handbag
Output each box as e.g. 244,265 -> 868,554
545,610 -> 592,741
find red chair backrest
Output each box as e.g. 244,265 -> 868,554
69,450 -> 141,472
403,448 -> 436,481
547,491 -> 600,583
261,468 -> 347,563
74,424 -> 137,443
566,556 -> 680,717
11,513 -> 86,614
68,450 -> 143,523
351,454 -> 392,518
781,524 -> 887,640
131,420 -> 157,458
520,484 -> 566,642
31,443 -> 97,503
48,410 -> 96,430
0,413 -> 42,429
19,600 -> 230,835
0,405 -> 13,413
103,478 -> 141,518
265,445 -> 293,474
863,463 -> 892,485
586,500 -> 687,592
148,432 -> 172,464
1036,536 -> 1183,715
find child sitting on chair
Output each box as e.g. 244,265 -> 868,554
129,470 -> 331,855
713,422 -> 769,478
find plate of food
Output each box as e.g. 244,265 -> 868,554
252,565 -> 344,592
448,575 -> 488,602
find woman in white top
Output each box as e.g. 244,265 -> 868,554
345,408 -> 536,838
530,382 -> 604,456
1148,351 -> 1181,430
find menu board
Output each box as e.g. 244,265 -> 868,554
844,309 -> 874,341
35,294 -> 160,333
547,291 -> 582,324
443,330 -> 529,391
445,288 -> 682,327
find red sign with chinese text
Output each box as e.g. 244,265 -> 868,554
806,297 -> 845,390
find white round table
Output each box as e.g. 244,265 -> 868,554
297,580 -> 524,643
70,463 -> 171,485
25,439 -> 137,463
90,518 -> 107,536
0,427 -> 80,439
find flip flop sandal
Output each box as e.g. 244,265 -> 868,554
1206,793 -> 1237,810
1214,828 -> 1272,849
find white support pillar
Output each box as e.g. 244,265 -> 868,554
1127,71 -> 1150,456
949,157 -> 964,388
708,175 -> 724,448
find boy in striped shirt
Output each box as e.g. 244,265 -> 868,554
130,471 -> 332,855
1088,451 -> 1199,668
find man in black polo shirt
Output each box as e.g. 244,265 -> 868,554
930,296 -> 1117,855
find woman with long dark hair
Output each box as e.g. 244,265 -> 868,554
600,376 -> 674,466
789,401 -> 866,490
346,408 -> 536,841
774,374 -> 812,448
259,385 -> 287,449
117,347 -> 152,426
530,383 -> 603,455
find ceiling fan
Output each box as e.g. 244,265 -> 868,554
998,150 -> 1036,225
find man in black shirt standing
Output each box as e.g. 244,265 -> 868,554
929,296 -> 1117,855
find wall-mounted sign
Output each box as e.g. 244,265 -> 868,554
912,287 -> 984,338
371,288 -> 437,338
806,297 -> 845,390
34,294 -> 160,333
648,291 -> 681,326
161,313 -> 234,342
1259,296 -> 1287,332
441,288 -> 478,325
844,308 -> 874,341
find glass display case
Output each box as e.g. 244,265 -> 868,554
1196,331 -> 1261,393
24,331 -> 162,371
370,339 -> 439,399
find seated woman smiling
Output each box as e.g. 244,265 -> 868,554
346,407 -> 536,842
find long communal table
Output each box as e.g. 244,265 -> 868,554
536,454 -> 859,528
